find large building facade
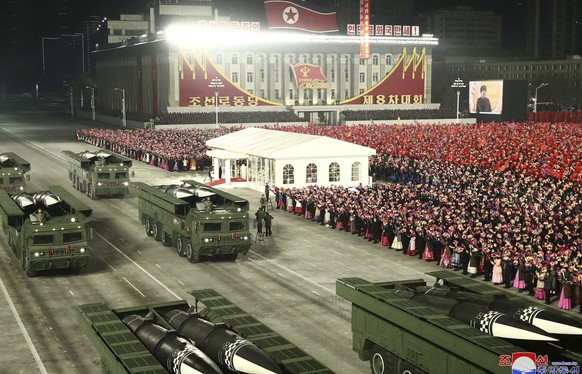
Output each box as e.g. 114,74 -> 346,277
94,31 -> 437,121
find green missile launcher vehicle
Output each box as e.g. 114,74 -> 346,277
0,152 -> 31,192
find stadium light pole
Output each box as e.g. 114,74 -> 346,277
114,88 -> 126,128
534,83 -> 549,113
208,77 -> 224,128
86,86 -> 95,121
451,78 -> 466,122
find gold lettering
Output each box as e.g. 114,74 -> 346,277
363,95 -> 373,104
388,95 -> 399,104
401,95 -> 411,104
189,96 -> 201,106
204,96 -> 216,107
218,96 -> 231,106
233,96 -> 245,106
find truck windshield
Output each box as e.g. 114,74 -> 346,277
229,221 -> 245,231
63,232 -> 83,243
9,177 -> 23,184
33,234 -> 54,245
97,173 -> 110,179
203,222 -> 222,232
115,172 -> 127,179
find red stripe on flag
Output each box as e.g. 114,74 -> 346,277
264,0 -> 339,33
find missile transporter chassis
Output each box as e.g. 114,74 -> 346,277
0,186 -> 92,277
131,180 -> 252,263
77,289 -> 335,374
0,152 -> 31,192
337,271 -> 582,374
62,150 -> 132,199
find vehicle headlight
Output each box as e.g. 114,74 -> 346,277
34,252 -> 40,257
19,186 -> 24,191
97,182 -> 103,186
79,248 -> 86,253
237,208 -> 241,212
124,181 -> 129,186
204,238 -> 209,243
70,217 -> 76,223
243,236 -> 248,240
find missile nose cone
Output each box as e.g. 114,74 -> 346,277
519,307 -> 582,335
480,312 -> 558,342
165,309 -> 189,326
228,341 -> 283,374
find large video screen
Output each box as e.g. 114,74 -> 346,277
469,80 -> 503,114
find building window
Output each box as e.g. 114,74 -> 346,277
372,72 -> 379,83
231,54 -> 238,65
289,89 -> 294,100
359,73 -> 365,83
359,59 -> 365,65
386,55 -> 392,65
260,69 -> 265,81
318,89 -> 323,99
306,163 -> 317,183
247,72 -> 253,83
329,162 -> 340,182
275,89 -> 280,99
274,68 -> 279,82
331,89 -> 336,99
232,72 -> 239,83
283,164 -> 294,184
351,162 -> 361,181
372,55 -> 379,65
216,53 -> 223,64
344,68 -> 349,81
246,54 -> 253,65
331,68 -> 335,81
345,89 -> 349,99
260,89 -> 265,98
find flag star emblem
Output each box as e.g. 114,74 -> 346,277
283,6 -> 298,24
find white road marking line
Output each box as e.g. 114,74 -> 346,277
178,280 -> 185,286
69,290 -> 74,297
98,255 -> 116,272
368,265 -> 379,270
277,272 -> 286,278
331,250 -> 341,255
248,257 -> 255,262
136,250 -> 143,255
96,232 -> 181,299
123,277 -> 146,298
250,250 -> 334,295
0,277 -> 48,374
312,291 -> 321,296
155,264 -> 162,269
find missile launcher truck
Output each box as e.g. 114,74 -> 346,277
130,180 -> 252,263
0,186 -> 93,277
0,152 -> 31,192
337,271 -> 582,374
77,289 -> 335,374
62,150 -> 132,199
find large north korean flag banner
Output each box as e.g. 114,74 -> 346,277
264,0 -> 339,33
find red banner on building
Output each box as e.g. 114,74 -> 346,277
359,0 -> 370,60
178,50 -> 280,107
264,0 -> 339,33
291,63 -> 328,89
341,48 -> 426,105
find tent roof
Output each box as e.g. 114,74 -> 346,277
206,128 -> 376,159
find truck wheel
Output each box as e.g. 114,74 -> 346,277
152,222 -> 162,241
161,231 -> 171,246
73,175 -> 78,189
186,243 -> 200,263
21,252 -> 37,278
223,253 -> 238,261
80,182 -> 86,193
176,236 -> 186,257
145,218 -> 154,237
86,184 -> 92,198
370,346 -> 389,374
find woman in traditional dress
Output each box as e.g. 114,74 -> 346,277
558,269 -> 572,310
491,254 -> 503,284
535,267 -> 547,300
513,259 -> 526,292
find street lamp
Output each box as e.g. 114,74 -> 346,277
208,77 -> 225,128
534,83 -> 549,113
114,88 -> 126,128
86,86 -> 95,121
451,78 -> 466,122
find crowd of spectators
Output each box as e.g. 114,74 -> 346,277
155,110 -> 303,125
75,127 -> 241,172
342,108 -> 460,121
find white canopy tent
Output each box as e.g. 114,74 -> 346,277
206,128 -> 376,190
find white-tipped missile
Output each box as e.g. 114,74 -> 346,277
12,193 -> 35,209
165,310 -> 283,374
389,289 -> 558,341
122,314 -> 223,374
417,286 -> 582,335
33,192 -> 62,207
79,151 -> 97,159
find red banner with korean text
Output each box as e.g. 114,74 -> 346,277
340,48 -> 426,105
291,63 -> 328,89
359,0 -> 370,60
178,50 -> 280,107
